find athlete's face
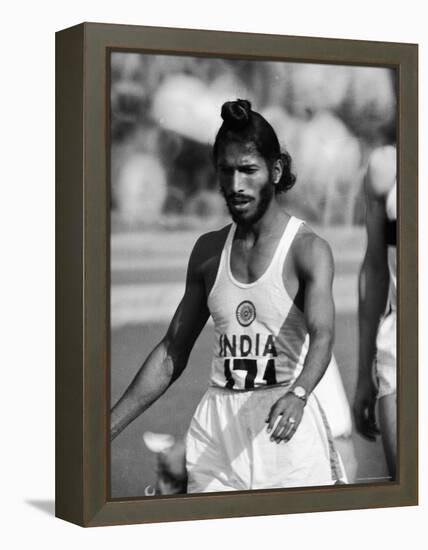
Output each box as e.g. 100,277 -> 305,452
216,142 -> 275,226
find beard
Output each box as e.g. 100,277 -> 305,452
221,180 -> 275,226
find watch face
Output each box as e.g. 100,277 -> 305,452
294,386 -> 306,398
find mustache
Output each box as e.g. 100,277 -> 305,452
221,190 -> 254,202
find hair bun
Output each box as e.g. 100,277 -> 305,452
221,99 -> 252,129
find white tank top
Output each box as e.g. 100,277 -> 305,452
385,181 -> 396,312
207,216 -> 309,390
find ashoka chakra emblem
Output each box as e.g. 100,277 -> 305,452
236,301 -> 256,327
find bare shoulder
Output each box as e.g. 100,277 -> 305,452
188,224 -> 231,274
292,225 -> 334,278
366,145 -> 396,199
191,225 -> 230,258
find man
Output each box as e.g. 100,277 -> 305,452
353,145 -> 397,479
111,99 -> 345,492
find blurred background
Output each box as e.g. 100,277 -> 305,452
110,52 -> 396,229
110,52 -> 396,497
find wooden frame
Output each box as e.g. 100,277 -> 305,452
55,22 -> 418,527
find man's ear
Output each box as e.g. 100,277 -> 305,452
272,158 -> 284,185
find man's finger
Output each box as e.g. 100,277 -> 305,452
355,427 -> 376,441
359,431 -> 378,442
270,424 -> 286,442
282,423 -> 298,442
367,408 -> 380,434
366,420 -> 380,435
266,402 -> 285,433
271,416 -> 289,441
361,404 -> 380,439
273,415 -> 299,442
356,416 -> 379,441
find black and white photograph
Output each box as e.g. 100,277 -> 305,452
109,52 -> 397,498
4,0 -> 424,542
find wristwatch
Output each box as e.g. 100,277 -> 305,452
290,385 -> 307,404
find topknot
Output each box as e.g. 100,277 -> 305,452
220,99 -> 252,129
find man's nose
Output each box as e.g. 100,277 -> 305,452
230,171 -> 244,193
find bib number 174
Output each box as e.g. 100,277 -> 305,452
224,358 -> 277,389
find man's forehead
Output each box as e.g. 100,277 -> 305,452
216,142 -> 262,164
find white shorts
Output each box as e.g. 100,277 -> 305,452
313,355 -> 353,438
375,310 -> 396,398
186,385 -> 345,493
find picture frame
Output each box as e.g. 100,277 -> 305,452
55,22 -> 418,527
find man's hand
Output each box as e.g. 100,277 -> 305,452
266,393 -> 305,443
353,381 -> 380,441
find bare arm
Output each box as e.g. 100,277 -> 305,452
267,235 -> 335,442
358,194 -> 389,383
111,239 -> 210,441
292,236 -> 335,393
354,153 -> 392,440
